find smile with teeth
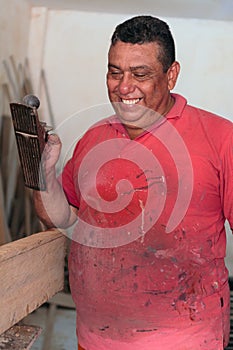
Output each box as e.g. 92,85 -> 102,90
121,98 -> 141,105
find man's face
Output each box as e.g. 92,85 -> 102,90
106,41 -> 179,132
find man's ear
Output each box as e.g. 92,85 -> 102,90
167,61 -> 180,91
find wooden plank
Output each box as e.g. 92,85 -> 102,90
0,115 -> 20,220
0,169 -> 11,244
9,56 -> 22,99
0,116 -> 13,196
2,60 -> 19,99
0,229 -> 67,334
23,58 -> 34,95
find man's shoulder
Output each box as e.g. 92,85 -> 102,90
181,99 -> 233,133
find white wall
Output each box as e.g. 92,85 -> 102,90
0,0 -> 31,119
172,18 -> 233,119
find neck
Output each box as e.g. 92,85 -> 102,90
161,94 -> 175,116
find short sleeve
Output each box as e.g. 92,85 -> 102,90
221,129 -> 233,231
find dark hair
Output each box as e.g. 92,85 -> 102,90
111,15 -> 175,72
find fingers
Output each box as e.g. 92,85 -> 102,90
42,133 -> 62,168
47,133 -> 61,145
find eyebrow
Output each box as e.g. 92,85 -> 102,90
108,64 -> 151,71
108,64 -> 120,70
130,65 -> 151,71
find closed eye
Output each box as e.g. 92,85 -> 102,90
108,69 -> 123,80
132,73 -> 148,80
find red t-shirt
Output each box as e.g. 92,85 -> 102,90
61,94 -> 233,350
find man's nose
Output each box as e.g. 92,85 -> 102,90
118,73 -> 135,95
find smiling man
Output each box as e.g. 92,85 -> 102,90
34,16 -> 233,350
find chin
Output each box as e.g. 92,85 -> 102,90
112,101 -> 147,123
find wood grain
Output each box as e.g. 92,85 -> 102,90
0,229 -> 67,334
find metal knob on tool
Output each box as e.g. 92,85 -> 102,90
22,94 -> 40,109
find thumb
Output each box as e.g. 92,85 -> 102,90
47,133 -> 61,145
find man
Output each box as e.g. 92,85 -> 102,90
34,16 -> 233,350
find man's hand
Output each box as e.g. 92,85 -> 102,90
42,134 -> 62,174
33,133 -> 78,228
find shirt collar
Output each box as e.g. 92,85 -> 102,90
166,93 -> 187,119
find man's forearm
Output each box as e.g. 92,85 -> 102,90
33,167 -> 76,228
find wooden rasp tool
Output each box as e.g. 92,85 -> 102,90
10,95 -> 52,191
